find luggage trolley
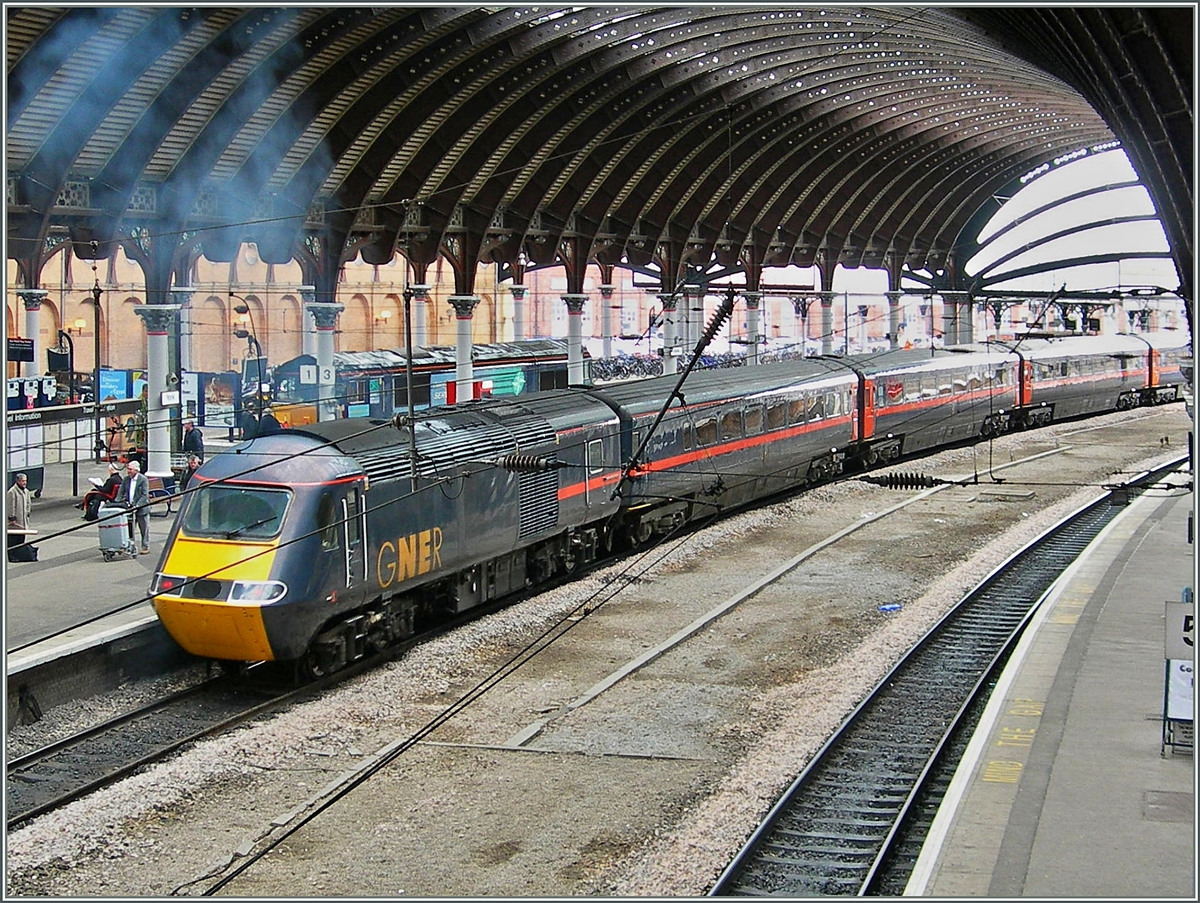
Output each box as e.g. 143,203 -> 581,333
97,503 -> 138,560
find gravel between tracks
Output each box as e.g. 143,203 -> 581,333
5,406 -> 1191,897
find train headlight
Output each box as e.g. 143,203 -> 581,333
152,573 -> 187,597
228,580 -> 288,603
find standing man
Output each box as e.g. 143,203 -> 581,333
182,419 -> 205,462
181,454 -> 201,491
121,460 -> 151,556
6,472 -> 35,562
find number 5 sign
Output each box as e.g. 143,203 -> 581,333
1164,598 -> 1194,660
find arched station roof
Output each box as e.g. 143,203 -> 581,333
5,6 -> 1192,304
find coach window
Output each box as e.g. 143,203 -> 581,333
807,393 -> 825,421
588,438 -> 603,475
882,380 -> 901,406
694,416 -> 718,447
318,493 -> 339,551
789,398 -> 807,424
744,405 -> 763,435
720,409 -> 742,440
766,401 -> 787,430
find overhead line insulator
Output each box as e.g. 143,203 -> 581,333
861,471 -> 944,490
495,454 -> 566,473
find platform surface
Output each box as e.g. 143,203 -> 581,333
910,470 -> 1196,898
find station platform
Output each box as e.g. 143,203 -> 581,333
4,449 -> 233,725
909,467 -> 1196,897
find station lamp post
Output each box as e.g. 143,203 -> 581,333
86,281 -> 104,462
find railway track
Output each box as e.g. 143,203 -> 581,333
709,455 -> 1187,897
4,570 -> 590,834
6,667 -> 304,831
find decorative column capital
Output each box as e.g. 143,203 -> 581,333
885,290 -> 903,303
18,288 -> 48,311
447,295 -> 480,318
298,284 -> 317,304
170,288 -> 193,307
940,290 -> 970,303
133,304 -> 181,333
657,292 -> 679,311
598,284 -> 615,300
410,284 -> 432,302
507,284 -> 528,300
306,302 -> 345,329
741,291 -> 761,309
819,291 -> 836,305
560,293 -> 587,314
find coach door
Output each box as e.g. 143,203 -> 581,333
342,482 -> 368,588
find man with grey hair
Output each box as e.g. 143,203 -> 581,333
120,460 -> 151,555
7,472 -> 34,562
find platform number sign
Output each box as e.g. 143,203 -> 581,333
320,365 -> 335,384
1164,597 -> 1194,728
1165,598 -> 1194,660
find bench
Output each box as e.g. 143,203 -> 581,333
147,476 -> 178,517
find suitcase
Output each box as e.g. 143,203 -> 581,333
97,503 -> 137,560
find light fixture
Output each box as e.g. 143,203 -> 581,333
68,318 -> 86,336
375,310 -> 392,324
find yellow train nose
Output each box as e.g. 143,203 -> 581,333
153,536 -> 280,661
153,597 -> 276,661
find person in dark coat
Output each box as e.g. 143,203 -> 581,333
257,406 -> 283,435
182,419 -> 205,462
238,408 -> 259,440
181,454 -> 201,491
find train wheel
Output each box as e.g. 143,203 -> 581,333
626,519 -> 652,550
600,524 -> 615,554
303,650 -> 329,681
302,640 -> 341,681
218,659 -> 248,678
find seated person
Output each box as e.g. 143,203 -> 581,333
80,463 -> 123,521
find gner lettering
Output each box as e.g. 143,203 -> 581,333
377,527 -> 444,588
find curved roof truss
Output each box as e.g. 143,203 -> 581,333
5,5 -> 1191,305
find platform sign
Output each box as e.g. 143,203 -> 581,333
1163,597 -> 1194,753
1164,598 -> 1194,661
7,337 -> 33,362
1166,660 -> 1193,721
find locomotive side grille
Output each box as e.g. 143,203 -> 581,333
518,464 -> 559,538
489,402 -> 561,538
354,447 -> 414,483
